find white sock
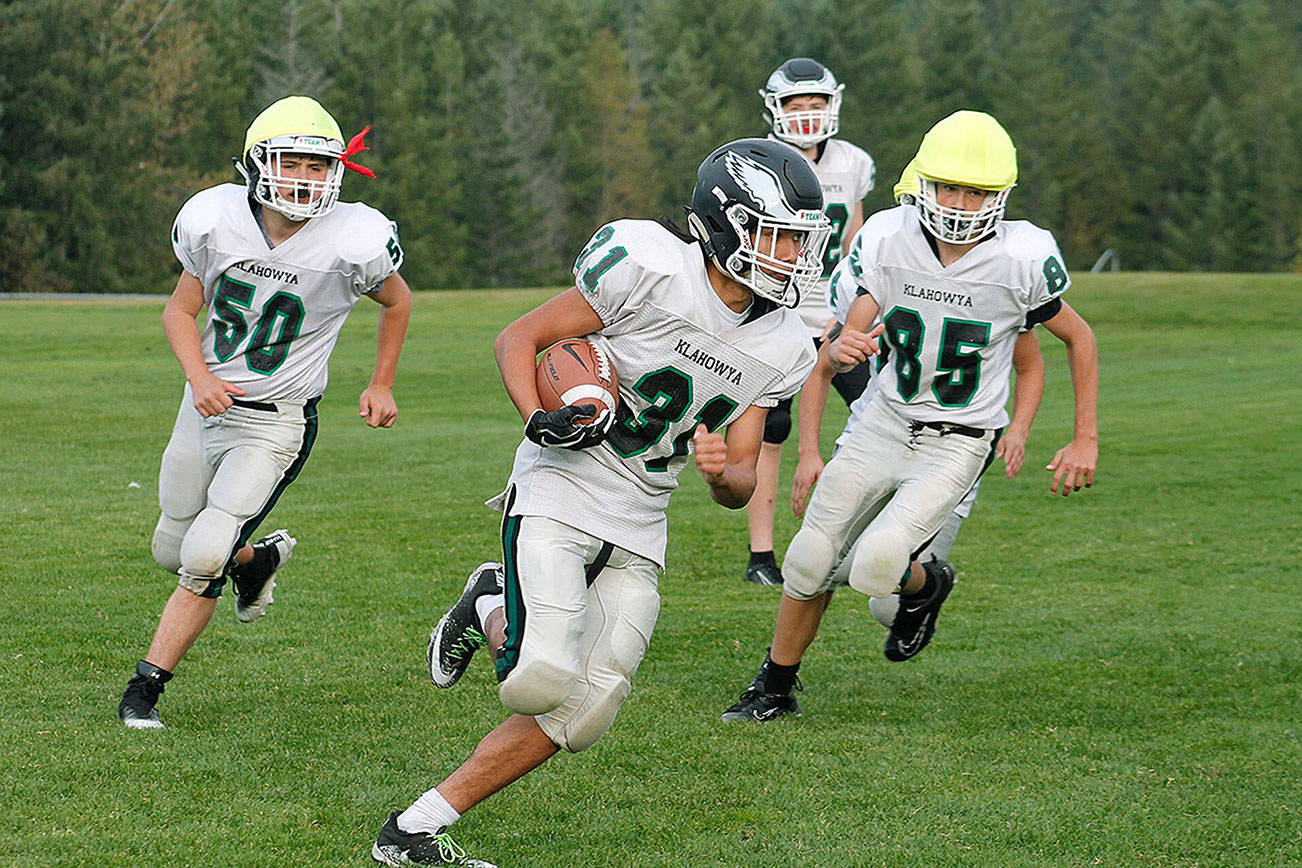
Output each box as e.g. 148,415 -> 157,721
475,593 -> 504,630
397,786 -> 461,834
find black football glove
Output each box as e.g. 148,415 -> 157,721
525,404 -> 614,451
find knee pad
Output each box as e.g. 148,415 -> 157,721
537,567 -> 658,753
782,526 -> 839,600
177,507 -> 240,587
847,523 -> 912,597
151,514 -> 190,574
499,658 -> 578,717
547,669 -> 633,753
762,398 -> 793,444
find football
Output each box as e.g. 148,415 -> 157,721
536,338 -> 619,424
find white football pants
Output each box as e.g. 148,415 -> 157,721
495,511 -> 660,753
152,385 -> 317,596
784,394 -> 997,599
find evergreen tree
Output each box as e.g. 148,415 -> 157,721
332,1 -> 471,289
640,0 -> 784,219
4,0 -> 1302,289
995,0 -> 1116,268
0,0 -> 215,292
915,0 -> 1000,119
254,0 -> 335,105
799,0 -> 926,216
1233,0 -> 1302,270
571,28 -> 661,238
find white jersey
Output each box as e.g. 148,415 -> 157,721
787,137 -> 875,337
829,205 -> 1068,429
495,219 -> 815,566
171,184 -> 402,402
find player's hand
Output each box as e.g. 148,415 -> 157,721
1046,438 -> 1097,496
791,451 -> 824,517
359,385 -> 398,428
828,323 -> 884,372
997,428 -> 1028,477
692,423 -> 727,482
525,405 -> 613,450
189,371 -> 245,417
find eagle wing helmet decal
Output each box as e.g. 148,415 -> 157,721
722,149 -> 799,219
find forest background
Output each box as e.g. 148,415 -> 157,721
3,0 -> 1301,294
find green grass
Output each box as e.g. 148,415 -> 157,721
1,274 -> 1299,867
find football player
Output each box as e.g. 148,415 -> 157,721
791,159 -> 1047,628
370,139 -> 828,867
723,110 -> 1098,722
117,96 -> 411,730
744,57 -> 877,587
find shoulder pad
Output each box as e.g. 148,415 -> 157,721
855,205 -> 912,247
329,202 -> 401,265
174,184 -> 244,234
605,219 -> 692,277
998,220 -> 1061,264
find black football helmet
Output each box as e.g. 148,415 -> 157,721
686,138 -> 831,308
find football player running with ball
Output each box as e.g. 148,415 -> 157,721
370,139 -> 829,867
723,110 -> 1098,723
116,96 -> 411,730
743,56 -> 877,587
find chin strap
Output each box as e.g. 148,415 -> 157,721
341,126 -> 376,177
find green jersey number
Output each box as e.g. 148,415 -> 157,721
1043,256 -> 1068,294
934,319 -> 990,407
882,306 -> 991,407
212,275 -> 305,375
607,367 -> 738,473
573,225 -> 628,291
821,203 -> 850,276
882,307 -> 926,399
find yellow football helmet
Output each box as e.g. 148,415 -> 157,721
893,158 -> 921,205
239,96 -> 346,220
912,110 -> 1017,243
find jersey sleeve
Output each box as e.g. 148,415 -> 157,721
853,147 -> 876,200
170,192 -> 212,278
826,221 -> 878,321
761,338 -> 817,405
572,221 -> 666,331
1020,226 -> 1071,310
346,209 -> 404,295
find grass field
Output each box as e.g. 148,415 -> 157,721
1,274 -> 1299,867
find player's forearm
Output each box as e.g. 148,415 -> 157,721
843,293 -> 879,333
369,294 -> 411,389
1007,363 -> 1044,439
162,309 -> 211,383
1065,330 -> 1099,442
706,462 -> 756,509
796,358 -> 834,458
494,325 -> 544,421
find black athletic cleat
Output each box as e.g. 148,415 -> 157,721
372,811 -> 497,867
721,676 -> 801,722
118,660 -> 172,729
885,557 -> 956,662
232,529 -> 296,623
427,562 -> 504,688
743,561 -> 784,586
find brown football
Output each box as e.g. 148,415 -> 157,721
536,338 -> 619,424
